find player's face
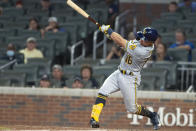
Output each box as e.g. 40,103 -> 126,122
175,32 -> 185,44
52,69 -> 63,80
40,80 -> 50,88
81,68 -> 91,80
27,42 -> 36,51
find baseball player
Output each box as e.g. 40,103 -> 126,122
89,25 -> 161,130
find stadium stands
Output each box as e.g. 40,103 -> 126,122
0,0 -> 195,92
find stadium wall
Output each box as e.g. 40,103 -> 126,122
0,87 -> 195,130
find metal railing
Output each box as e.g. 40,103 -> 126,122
93,30 -> 107,60
0,59 -> 17,71
70,40 -> 85,66
177,62 -> 196,92
114,9 -> 131,37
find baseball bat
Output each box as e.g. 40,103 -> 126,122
66,0 -> 101,27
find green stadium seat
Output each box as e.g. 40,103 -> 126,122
60,23 -> 78,45
0,60 -> 9,66
13,64 -> 38,84
63,66 -> 81,77
66,18 -> 88,39
37,39 -> 56,46
2,8 -> 24,17
185,12 -> 196,20
152,19 -> 176,33
141,68 -> 168,91
0,16 -> 14,23
0,79 -> 11,86
104,59 -> 121,66
16,29 -> 41,38
27,58 -> 51,78
6,36 -> 26,50
0,70 -> 26,87
44,32 -> 69,55
0,29 -> 16,37
3,21 -> 28,29
192,49 -> 196,62
160,33 -> 175,46
177,20 -> 195,33
75,58 -> 100,66
94,74 -> 106,86
160,12 -> 183,20
93,66 -> 116,77
140,76 -> 156,91
152,61 -> 177,87
27,9 -> 49,18
37,43 -> 55,59
167,48 -> 189,61
15,16 -> 32,23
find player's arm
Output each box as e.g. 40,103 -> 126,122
110,32 -> 126,48
99,25 -> 127,49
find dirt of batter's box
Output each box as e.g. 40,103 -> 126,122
0,125 -> 195,131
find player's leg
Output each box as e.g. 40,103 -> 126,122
90,70 -> 120,128
119,74 -> 160,130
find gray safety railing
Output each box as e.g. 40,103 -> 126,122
178,62 -> 196,92
114,9 -> 131,37
0,59 -> 17,70
93,29 -> 107,60
70,40 -> 85,66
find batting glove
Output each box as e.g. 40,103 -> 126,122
99,25 -> 113,39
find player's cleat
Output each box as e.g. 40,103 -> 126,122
150,112 -> 161,130
90,117 -> 100,128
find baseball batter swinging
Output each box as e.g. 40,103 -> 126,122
90,25 -> 161,130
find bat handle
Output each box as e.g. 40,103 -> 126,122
88,16 -> 101,28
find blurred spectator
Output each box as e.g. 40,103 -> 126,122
128,32 -> 135,40
105,46 -> 123,61
19,37 -> 44,63
0,7 -> 3,16
72,76 -> 84,89
0,0 -> 13,8
28,18 -> 41,31
154,34 -> 162,47
41,17 -> 64,38
0,44 -> 24,68
41,0 -> 53,16
153,43 -> 172,61
51,64 -> 67,88
80,64 -> 99,89
170,29 -> 194,61
168,1 -> 178,13
106,0 -> 119,26
39,74 -> 51,88
15,0 -> 23,9
179,0 -> 196,12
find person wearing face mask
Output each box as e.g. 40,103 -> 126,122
0,44 -> 23,68
170,29 -> 194,61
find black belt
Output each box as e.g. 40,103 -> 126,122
119,68 -> 134,76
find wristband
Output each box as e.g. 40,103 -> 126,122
108,28 -> 113,35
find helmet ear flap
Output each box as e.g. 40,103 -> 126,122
135,31 -> 144,41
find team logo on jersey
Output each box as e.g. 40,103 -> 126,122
129,44 -> 136,50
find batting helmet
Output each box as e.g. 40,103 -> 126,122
135,27 -> 158,42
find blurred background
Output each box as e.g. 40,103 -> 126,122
0,0 -> 195,92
